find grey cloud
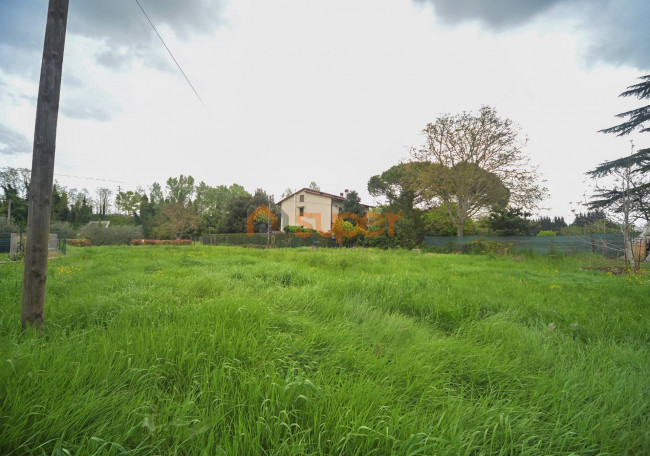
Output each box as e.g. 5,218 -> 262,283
582,0 -> 650,70
414,0 -> 650,69
62,72 -> 85,89
0,124 -> 31,156
94,50 -> 135,71
0,0 -> 226,76
414,0 -> 573,29
60,97 -> 119,122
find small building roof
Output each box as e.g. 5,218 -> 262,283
277,188 -> 345,205
277,188 -> 373,208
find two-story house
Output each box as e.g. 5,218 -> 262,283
277,188 -> 371,232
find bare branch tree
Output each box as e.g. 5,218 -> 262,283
409,106 -> 548,236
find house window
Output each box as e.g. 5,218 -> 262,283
338,207 -> 343,213
299,194 -> 304,202
299,207 -> 304,215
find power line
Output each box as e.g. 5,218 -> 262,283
53,173 -> 128,184
134,0 -> 208,111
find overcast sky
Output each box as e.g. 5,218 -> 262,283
1,0 -> 648,220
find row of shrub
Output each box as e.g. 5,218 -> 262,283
66,238 -> 92,247
131,239 -> 192,246
79,225 -> 143,246
423,239 -> 513,255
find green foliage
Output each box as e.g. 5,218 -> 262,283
487,207 -> 533,236
79,224 -> 143,246
195,183 -> 252,234
532,215 -> 567,234
153,202 -> 200,240
115,190 -> 141,216
342,190 -> 366,218
218,189 -> 279,234
165,175 -> 195,205
68,194 -> 93,227
592,74 -> 650,222
1,247 -> 648,455
51,183 -> 69,222
0,215 -> 19,232
367,163 -> 425,212
463,239 -> 508,254
49,221 -> 75,237
410,107 -> 546,235
0,184 -> 28,227
536,230 -> 557,237
423,204 -> 477,236
598,74 -> 650,137
283,225 -> 314,234
66,238 -> 92,247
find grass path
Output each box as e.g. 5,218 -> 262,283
0,246 -> 648,455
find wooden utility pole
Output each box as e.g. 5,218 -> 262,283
267,195 -> 272,249
21,0 -> 69,329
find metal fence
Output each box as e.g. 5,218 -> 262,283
201,233 -> 339,248
0,231 -> 67,260
423,234 -> 626,256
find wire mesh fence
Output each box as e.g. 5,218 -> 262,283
0,231 -> 67,260
200,233 -> 339,248
423,234 -> 626,256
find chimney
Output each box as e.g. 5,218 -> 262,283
345,189 -> 349,195
340,193 -> 343,197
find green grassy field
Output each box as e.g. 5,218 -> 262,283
0,246 -> 649,455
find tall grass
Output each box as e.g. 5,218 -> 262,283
0,246 -> 648,455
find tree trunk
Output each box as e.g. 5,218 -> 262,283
21,0 -> 69,329
457,222 -> 464,237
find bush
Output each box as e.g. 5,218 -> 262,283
66,238 -> 92,247
0,215 -> 19,233
131,239 -> 192,246
50,221 -> 75,237
283,225 -> 315,234
537,230 -> 557,237
80,225 -> 143,246
462,239 -> 509,255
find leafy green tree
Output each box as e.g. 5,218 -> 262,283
487,207 -> 533,236
218,188 -> 278,234
423,204 -> 476,236
50,183 -> 69,222
342,190 -> 366,218
166,175 -> 195,205
309,181 -> 320,191
194,183 -> 251,234
0,184 -> 28,227
115,190 -> 141,216
0,167 -> 30,199
368,163 -> 425,214
599,75 -> 650,137
154,201 -> 200,240
68,191 -> 93,227
137,194 -> 156,238
411,161 -> 509,236
368,162 -> 430,245
218,193 -> 253,233
590,75 -> 650,221
0,167 -> 30,227
149,182 -> 164,205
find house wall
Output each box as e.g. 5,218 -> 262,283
280,191 -> 346,231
